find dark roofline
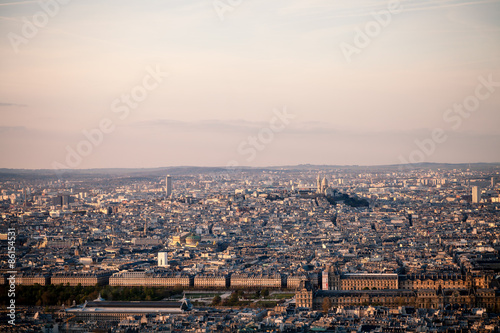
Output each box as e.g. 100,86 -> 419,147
316,290 -> 416,297
85,301 -> 183,308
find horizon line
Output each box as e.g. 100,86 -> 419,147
1,162 -> 500,172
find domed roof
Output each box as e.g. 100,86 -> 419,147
186,234 -> 201,241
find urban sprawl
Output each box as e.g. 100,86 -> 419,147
1,165 -> 500,332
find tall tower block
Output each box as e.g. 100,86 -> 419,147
166,175 -> 172,197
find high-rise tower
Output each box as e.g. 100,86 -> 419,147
166,175 -> 172,197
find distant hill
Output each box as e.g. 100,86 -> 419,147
0,162 -> 499,180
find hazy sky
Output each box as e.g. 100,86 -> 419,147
1,0 -> 499,169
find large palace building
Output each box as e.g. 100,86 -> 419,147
15,273 -> 50,286
51,271 -> 113,286
230,273 -> 282,289
322,267 -> 492,292
339,273 -> 399,290
296,272 -> 500,312
109,271 -> 192,287
193,274 -> 229,288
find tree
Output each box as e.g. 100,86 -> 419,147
172,285 -> 183,296
322,297 -> 332,314
41,291 -> 54,305
228,292 -> 239,306
262,289 -> 269,298
211,295 -> 221,306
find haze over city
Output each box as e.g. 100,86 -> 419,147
1,0 -> 500,168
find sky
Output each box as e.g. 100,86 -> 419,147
0,0 -> 499,169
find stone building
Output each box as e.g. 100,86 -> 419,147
51,271 -> 113,286
194,274 -> 228,288
295,282 -> 500,312
16,273 -> 50,286
230,273 -> 282,289
340,273 -> 398,290
109,271 -> 192,287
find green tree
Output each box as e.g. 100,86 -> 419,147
228,292 -> 239,306
211,295 -> 221,306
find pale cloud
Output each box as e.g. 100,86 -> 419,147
0,102 -> 27,107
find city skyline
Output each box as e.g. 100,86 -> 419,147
1,0 -> 500,168
1,164 -> 499,330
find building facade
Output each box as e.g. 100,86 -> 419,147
194,274 -> 228,288
296,284 -> 500,312
230,273 -> 282,289
340,273 -> 398,290
109,271 -> 192,287
51,272 -> 113,286
16,273 -> 50,286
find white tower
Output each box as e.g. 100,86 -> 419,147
158,252 -> 168,267
472,186 -> 481,204
166,175 -> 172,197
